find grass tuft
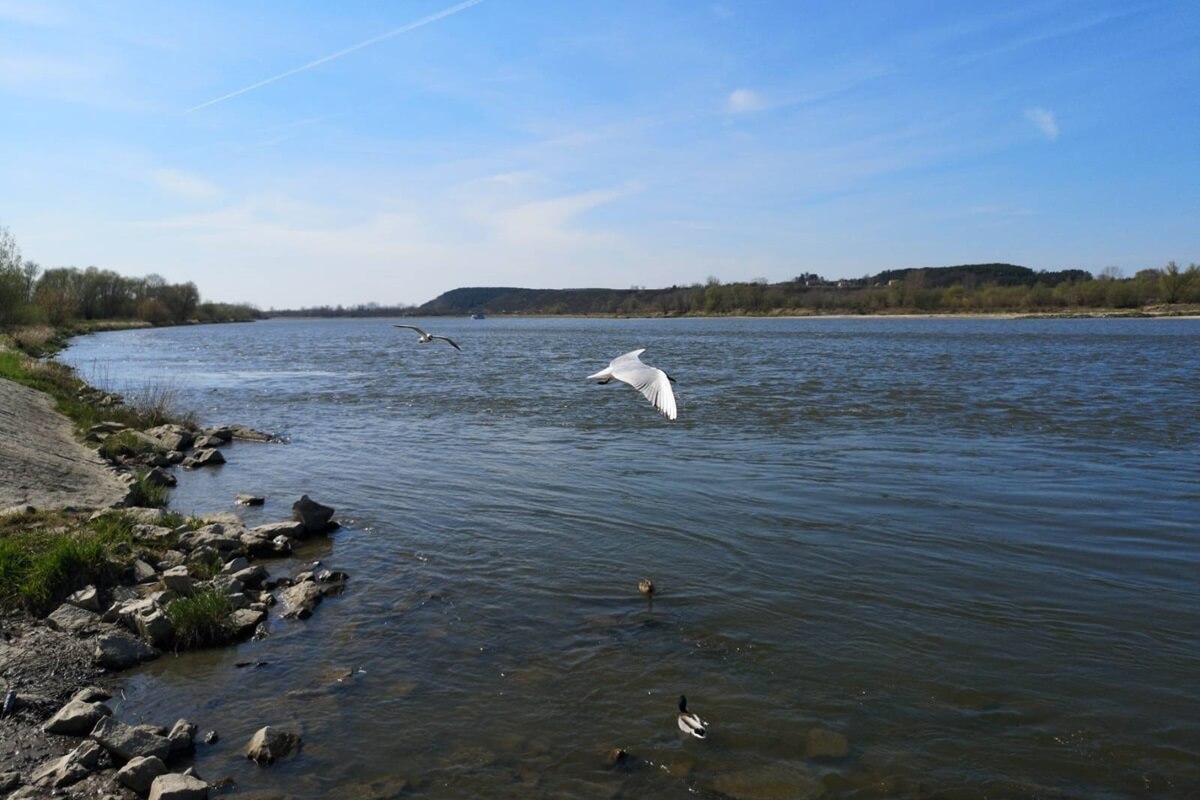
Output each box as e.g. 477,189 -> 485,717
165,588 -> 232,649
125,469 -> 170,508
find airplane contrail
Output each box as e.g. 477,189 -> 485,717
187,0 -> 485,113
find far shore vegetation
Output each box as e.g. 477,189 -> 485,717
0,222 -> 261,340
267,262 -> 1200,319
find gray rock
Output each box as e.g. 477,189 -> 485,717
43,699 -> 112,735
221,556 -> 250,574
157,549 -> 187,570
72,686 -> 112,704
232,565 -> 268,588
292,494 -> 334,534
91,715 -> 173,762
148,772 -> 209,800
93,631 -> 161,670
117,755 -> 168,794
230,425 -> 273,442
161,565 -> 194,595
192,434 -> 225,449
280,582 -> 324,619
134,608 -> 175,649
252,520 -> 305,539
144,424 -> 194,451
47,603 -> 104,636
32,740 -> 104,788
183,448 -> 225,468
133,558 -> 158,583
66,584 -> 101,611
229,608 -> 267,639
144,467 -> 177,487
235,493 -> 265,505
203,730 -> 219,745
168,719 -> 198,753
245,726 -> 301,765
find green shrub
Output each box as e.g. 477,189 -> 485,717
166,588 -> 232,649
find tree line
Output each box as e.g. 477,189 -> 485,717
415,263 -> 1200,316
0,224 -> 260,328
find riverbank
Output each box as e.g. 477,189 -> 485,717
0,328 -> 349,798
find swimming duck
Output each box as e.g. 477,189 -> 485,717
677,695 -> 706,739
638,578 -> 655,596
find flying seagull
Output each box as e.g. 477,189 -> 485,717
393,324 -> 461,351
587,349 -> 677,420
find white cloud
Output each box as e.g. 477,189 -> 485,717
727,88 -> 766,114
150,169 -> 220,201
1024,107 -> 1059,140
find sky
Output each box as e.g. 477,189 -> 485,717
1,0 -> 1198,308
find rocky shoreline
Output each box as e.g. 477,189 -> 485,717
1,385 -> 351,798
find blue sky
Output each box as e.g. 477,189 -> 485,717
1,0 -> 1197,308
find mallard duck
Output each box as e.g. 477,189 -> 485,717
677,695 -> 706,739
638,578 -> 655,596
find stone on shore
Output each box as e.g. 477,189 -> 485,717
182,448 -> 225,468
148,772 -> 209,800
31,740 -> 104,788
252,520 -> 305,539
230,608 -> 267,639
245,725 -> 301,765
280,582 -> 324,619
72,686 -> 112,704
161,565 -> 194,595
235,493 -> 265,505
94,630 -> 161,670
117,755 -> 168,794
144,424 -> 195,452
43,698 -> 112,735
66,584 -> 101,611
292,494 -> 334,534
91,715 -> 173,762
230,425 -> 273,442
47,603 -> 104,636
133,558 -> 158,583
169,718 -> 198,753
144,466 -> 177,487
134,607 -> 176,649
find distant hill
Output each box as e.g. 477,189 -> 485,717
412,263 -> 1097,316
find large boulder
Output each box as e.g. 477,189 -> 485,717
161,565 -> 194,595
229,608 -> 267,639
292,495 -> 334,534
252,520 -> 305,540
134,607 -> 175,649
117,755 -> 168,794
93,631 -> 161,670
148,772 -> 209,800
245,726 -> 301,765
43,699 -> 112,735
66,584 -> 101,611
91,715 -> 173,762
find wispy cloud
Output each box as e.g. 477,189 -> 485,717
1025,107 -> 1059,140
151,169 -> 220,201
727,88 -> 766,114
186,0 -> 486,113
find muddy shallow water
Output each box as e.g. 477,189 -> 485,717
61,316 -> 1200,798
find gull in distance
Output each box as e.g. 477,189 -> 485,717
392,324 -> 461,351
587,348 -> 677,420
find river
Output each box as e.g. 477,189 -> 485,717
59,316 -> 1200,798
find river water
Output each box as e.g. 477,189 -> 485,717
59,317 -> 1200,799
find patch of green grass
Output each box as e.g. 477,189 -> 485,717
188,549 -> 224,581
165,588 -> 232,649
98,430 -> 163,461
125,469 -> 170,508
0,528 -> 121,613
160,511 -> 204,531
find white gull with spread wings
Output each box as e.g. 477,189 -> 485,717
392,324 -> 461,351
587,349 -> 677,421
